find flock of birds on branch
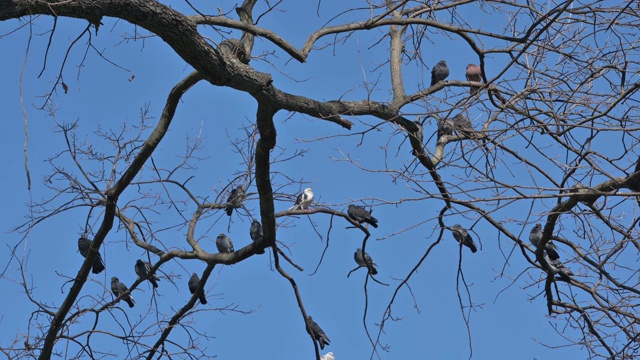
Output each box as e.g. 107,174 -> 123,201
405,60 -> 486,156
76,180 -> 573,351
73,60 -> 587,352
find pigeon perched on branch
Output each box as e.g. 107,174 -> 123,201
216,233 -> 234,253
134,259 -> 159,288
465,63 -> 482,94
225,186 -> 244,216
77,235 -> 106,274
289,188 -> 314,211
347,205 -> 379,228
452,113 -> 476,137
430,60 -> 449,86
354,248 -> 378,275
250,219 -> 266,254
451,224 -> 478,253
529,223 -> 560,260
188,273 -> 207,304
111,277 -> 135,308
307,316 -> 331,350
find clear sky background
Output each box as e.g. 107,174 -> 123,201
0,1 -> 630,359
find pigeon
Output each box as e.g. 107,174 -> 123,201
430,60 -> 449,86
529,223 -> 560,260
452,113 -> 476,137
409,119 -> 425,155
307,316 -> 330,350
250,219 -> 266,254
225,186 -> 244,216
354,248 -> 378,275
465,63 -> 482,94
77,235 -> 106,274
347,204 -> 379,228
543,252 -> 574,281
289,188 -> 314,211
412,119 -> 424,144
188,273 -> 208,304
134,259 -> 159,288
111,277 -> 135,308
451,224 -> 478,253
437,117 -> 454,139
216,233 -> 234,253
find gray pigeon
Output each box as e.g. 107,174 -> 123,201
413,119 -> 424,144
111,277 -> 135,308
134,259 -> 159,288
544,252 -> 574,281
452,113 -> 476,137
466,63 -> 482,94
437,118 -> 454,139
250,219 -> 266,254
77,236 -> 106,274
216,233 -> 234,253
354,248 -> 378,275
430,60 -> 449,86
451,224 -> 478,253
529,224 -> 560,260
347,204 -> 379,228
225,186 -> 244,216
188,273 -> 207,304
307,316 -> 331,350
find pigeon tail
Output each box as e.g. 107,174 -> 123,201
319,338 -> 329,350
368,265 -> 379,275
124,297 -> 135,308
199,293 -> 208,305
92,257 -> 106,274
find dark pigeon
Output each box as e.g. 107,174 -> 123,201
225,186 -> 244,216
134,259 -> 159,288
307,316 -> 330,350
216,233 -> 234,253
451,224 -> 478,253
188,273 -> 208,305
77,235 -> 106,274
354,248 -> 378,275
347,204 -> 378,228
452,113 -> 476,137
111,277 -> 135,308
250,219 -> 266,254
437,117 -> 454,139
289,188 -> 314,211
430,60 -> 449,86
529,223 -> 560,260
544,252 -> 574,281
466,63 -> 482,94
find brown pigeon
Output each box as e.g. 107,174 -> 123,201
465,64 -> 482,94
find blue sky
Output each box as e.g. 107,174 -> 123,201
2,1 -> 632,359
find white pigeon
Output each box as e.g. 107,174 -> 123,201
321,352 -> 335,360
289,188 -> 314,211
